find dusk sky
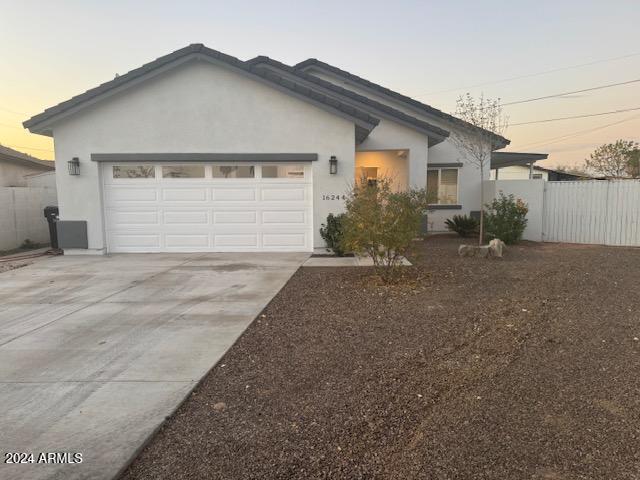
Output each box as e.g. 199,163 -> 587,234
1,0 -> 639,168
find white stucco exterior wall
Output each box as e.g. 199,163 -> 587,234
490,165 -> 549,180
305,68 -> 496,231
48,59 -> 356,252
357,119 -> 428,189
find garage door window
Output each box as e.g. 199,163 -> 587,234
262,165 -> 305,179
212,165 -> 255,178
113,165 -> 155,178
162,165 -> 205,178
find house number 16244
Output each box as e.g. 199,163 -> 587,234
321,194 -> 346,201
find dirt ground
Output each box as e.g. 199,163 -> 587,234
0,259 -> 33,274
121,236 -> 640,479
0,248 -> 53,274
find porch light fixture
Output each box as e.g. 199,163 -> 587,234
329,155 -> 338,175
68,157 -> 80,176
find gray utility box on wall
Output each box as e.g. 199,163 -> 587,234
57,221 -> 88,249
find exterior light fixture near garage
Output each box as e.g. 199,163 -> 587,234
329,155 -> 338,174
68,157 -> 80,176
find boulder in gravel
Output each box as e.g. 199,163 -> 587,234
213,402 -> 227,411
488,239 -> 506,258
458,243 -> 500,259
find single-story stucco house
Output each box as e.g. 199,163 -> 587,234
490,152 -> 595,181
24,44 -> 542,254
0,145 -> 54,187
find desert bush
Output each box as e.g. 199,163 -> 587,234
341,175 -> 430,281
319,213 -> 347,256
484,193 -> 528,244
445,214 -> 479,237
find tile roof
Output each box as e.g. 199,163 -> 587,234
247,56 -> 449,144
24,44 -> 379,139
295,58 -> 510,148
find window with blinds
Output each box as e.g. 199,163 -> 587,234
427,168 -> 458,204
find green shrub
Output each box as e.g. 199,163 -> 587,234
320,213 -> 347,256
445,214 -> 478,237
341,175 -> 430,281
484,193 -> 528,244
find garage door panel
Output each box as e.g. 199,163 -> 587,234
162,188 -> 207,202
163,210 -> 209,225
261,187 -> 305,201
213,211 -> 257,224
262,210 -> 306,224
165,234 -> 210,248
107,187 -> 158,203
214,234 -> 258,247
262,233 -> 306,248
212,188 -> 256,201
107,209 -> 159,226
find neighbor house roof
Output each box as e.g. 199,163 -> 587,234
0,145 -> 54,170
491,151 -> 548,169
247,56 -> 450,145
24,44 -> 380,143
294,58 -> 510,149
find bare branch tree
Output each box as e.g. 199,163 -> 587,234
450,93 -> 508,245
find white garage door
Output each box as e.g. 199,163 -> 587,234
102,162 -> 313,252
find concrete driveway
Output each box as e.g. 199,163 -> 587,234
0,252 -> 307,480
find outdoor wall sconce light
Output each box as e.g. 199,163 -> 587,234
329,155 -> 338,174
68,157 -> 80,176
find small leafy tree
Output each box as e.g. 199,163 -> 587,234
319,213 -> 346,256
484,193 -> 528,244
626,147 -> 640,178
451,93 -> 508,245
341,175 -> 430,281
585,140 -> 640,178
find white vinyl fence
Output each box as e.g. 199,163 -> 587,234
485,180 -> 640,247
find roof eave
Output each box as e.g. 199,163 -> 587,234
490,151 -> 548,169
24,45 -> 380,136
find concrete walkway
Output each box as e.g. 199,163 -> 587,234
0,252 -> 307,480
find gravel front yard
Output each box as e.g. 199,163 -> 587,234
121,236 -> 640,479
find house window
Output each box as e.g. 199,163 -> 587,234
262,164 -> 305,179
113,165 -> 155,178
427,168 -> 458,204
212,165 -> 255,178
161,165 -> 205,178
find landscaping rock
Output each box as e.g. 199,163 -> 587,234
459,241 -> 504,259
213,402 -> 226,412
489,239 -> 506,258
